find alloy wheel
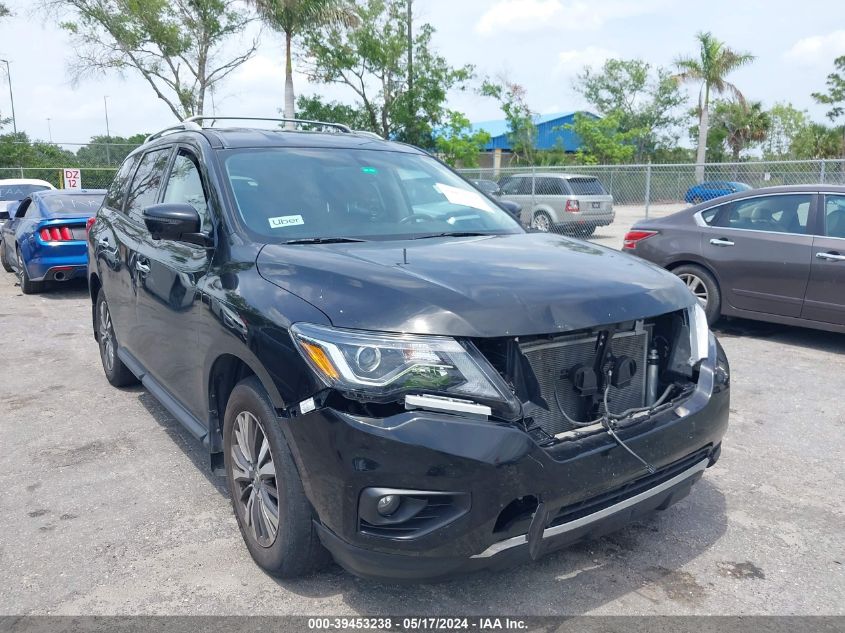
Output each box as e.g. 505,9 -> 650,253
678,272 -> 708,309
230,411 -> 280,548
98,300 -> 116,373
532,213 -> 551,232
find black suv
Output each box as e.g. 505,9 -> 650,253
87,117 -> 730,580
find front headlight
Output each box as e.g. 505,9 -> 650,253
688,303 -> 710,365
290,323 -> 517,412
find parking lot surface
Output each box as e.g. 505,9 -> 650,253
0,224 -> 843,615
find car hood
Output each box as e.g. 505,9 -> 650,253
256,232 -> 694,337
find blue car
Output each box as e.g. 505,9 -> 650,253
1,189 -> 106,294
684,181 -> 751,204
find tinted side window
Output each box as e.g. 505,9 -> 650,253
824,195 -> 845,239
500,178 -> 522,195
712,194 -> 812,234
104,155 -> 140,211
516,178 -> 533,195
125,148 -> 172,222
163,151 -> 211,232
14,199 -> 31,218
24,200 -> 40,218
568,178 -> 606,195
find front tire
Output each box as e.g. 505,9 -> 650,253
223,376 -> 329,578
673,264 -> 721,326
95,289 -> 138,387
0,243 -> 12,273
16,247 -> 43,295
531,211 -> 553,232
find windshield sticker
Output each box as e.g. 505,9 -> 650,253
268,215 -> 305,228
361,167 -> 379,174
434,183 -> 492,212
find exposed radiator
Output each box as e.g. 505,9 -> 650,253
521,327 -> 649,436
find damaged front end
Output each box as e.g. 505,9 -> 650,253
284,306 -> 729,580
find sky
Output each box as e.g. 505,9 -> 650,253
1,0 -> 844,145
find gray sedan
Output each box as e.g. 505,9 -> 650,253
624,184 -> 845,333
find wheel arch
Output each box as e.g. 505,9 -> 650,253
206,352 -> 286,457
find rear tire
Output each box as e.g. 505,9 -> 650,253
0,244 -> 12,273
224,376 -> 330,578
16,248 -> 43,295
672,264 -> 721,326
95,289 -> 139,387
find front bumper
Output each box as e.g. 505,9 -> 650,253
283,336 -> 729,580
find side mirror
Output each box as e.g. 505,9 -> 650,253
142,203 -> 209,246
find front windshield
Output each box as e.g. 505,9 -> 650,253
222,148 -> 523,241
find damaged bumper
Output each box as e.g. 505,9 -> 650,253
283,335 -> 729,581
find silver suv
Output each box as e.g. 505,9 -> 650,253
499,173 -> 615,236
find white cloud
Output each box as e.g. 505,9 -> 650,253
784,30 -> 845,66
556,46 -> 617,75
475,0 -> 669,35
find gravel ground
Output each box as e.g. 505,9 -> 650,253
0,219 -> 843,615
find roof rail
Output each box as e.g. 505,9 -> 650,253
144,120 -> 203,144
183,115 -> 353,134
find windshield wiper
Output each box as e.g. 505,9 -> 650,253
411,232 -> 490,240
283,237 -> 367,245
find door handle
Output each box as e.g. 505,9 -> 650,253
816,251 -> 845,262
709,238 -> 735,247
135,260 -> 151,274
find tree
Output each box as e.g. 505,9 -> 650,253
294,94 -> 373,130
709,100 -> 770,160
76,134 -> 148,166
300,0 -> 472,147
44,0 -> 258,120
567,112 -> 638,165
674,32 -> 754,180
480,78 -> 536,164
791,123 -> 843,159
0,3 -> 10,17
762,103 -> 808,160
433,111 -> 490,167
575,58 -> 686,160
250,0 -> 358,123
812,55 -> 845,158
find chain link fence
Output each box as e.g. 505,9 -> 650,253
0,167 -> 118,190
459,159 -> 845,242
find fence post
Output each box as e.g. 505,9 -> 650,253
19,166 -> 24,178
644,161 -> 652,219
530,164 -> 536,210
820,159 -> 826,184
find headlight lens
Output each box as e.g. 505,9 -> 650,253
290,323 -> 517,409
688,303 -> 710,364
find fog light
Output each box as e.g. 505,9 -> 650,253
376,494 -> 401,516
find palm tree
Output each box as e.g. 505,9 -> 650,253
712,100 -> 771,161
675,32 -> 754,181
250,0 -> 358,124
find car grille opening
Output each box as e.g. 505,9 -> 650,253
520,326 -> 650,436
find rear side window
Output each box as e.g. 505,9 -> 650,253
104,155 -> 139,211
824,195 -> 845,239
701,207 -> 721,225
536,178 -> 565,195
567,178 -> 606,195
713,194 -> 812,234
124,148 -> 172,222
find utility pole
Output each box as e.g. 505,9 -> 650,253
47,118 -> 52,143
104,95 -> 111,165
0,59 -> 17,135
406,0 -> 413,142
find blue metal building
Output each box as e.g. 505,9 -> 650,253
471,111 -> 599,153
